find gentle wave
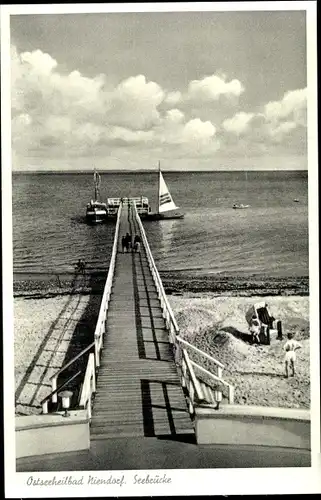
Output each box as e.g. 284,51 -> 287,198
12,171 -> 309,278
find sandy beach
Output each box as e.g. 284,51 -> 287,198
14,290 -> 103,415
169,294 -> 310,409
14,278 -> 310,415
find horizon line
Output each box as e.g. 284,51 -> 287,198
12,168 -> 308,174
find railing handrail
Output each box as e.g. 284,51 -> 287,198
133,204 -> 179,332
176,335 -> 225,369
182,349 -> 205,402
93,202 -> 122,340
50,341 -> 95,381
191,360 -> 234,403
190,360 -> 230,387
79,352 -> 95,409
41,370 -> 82,405
132,203 -> 233,409
50,203 -> 122,384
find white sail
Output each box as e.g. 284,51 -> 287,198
158,171 -> 178,213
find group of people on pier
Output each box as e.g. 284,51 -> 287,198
121,233 -> 141,253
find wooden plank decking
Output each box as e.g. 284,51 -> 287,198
91,205 -> 193,439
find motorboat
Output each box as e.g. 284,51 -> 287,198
232,203 -> 250,209
86,170 -> 108,223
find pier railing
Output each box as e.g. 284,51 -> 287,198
93,201 -> 122,368
133,203 -> 234,413
41,203 -> 123,416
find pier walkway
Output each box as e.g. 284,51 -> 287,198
31,198 -> 234,460
90,205 -> 193,439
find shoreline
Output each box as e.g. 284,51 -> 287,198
13,272 -> 309,298
160,272 -> 309,296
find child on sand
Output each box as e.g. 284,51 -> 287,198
283,332 -> 302,378
249,316 -> 261,344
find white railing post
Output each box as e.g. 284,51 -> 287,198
42,401 -> 48,414
51,378 -> 57,403
91,354 -> 96,393
189,382 -> 195,414
94,335 -> 100,368
87,395 -> 92,419
229,384 -> 234,404
182,360 -> 187,387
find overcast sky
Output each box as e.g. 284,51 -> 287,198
10,9 -> 308,171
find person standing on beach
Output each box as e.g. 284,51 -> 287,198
283,332 -> 302,378
75,259 -> 85,274
80,259 -> 86,275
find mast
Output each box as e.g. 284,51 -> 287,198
157,160 -> 161,214
94,169 -> 100,201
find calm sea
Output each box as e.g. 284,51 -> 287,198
12,171 -> 309,278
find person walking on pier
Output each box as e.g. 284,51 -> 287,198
121,235 -> 126,253
125,232 -> 132,252
133,234 -> 141,253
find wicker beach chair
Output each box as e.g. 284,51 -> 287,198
245,302 -> 282,344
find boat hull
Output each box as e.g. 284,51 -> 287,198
86,210 -> 108,224
142,211 -> 184,220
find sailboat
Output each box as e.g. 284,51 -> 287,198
145,162 -> 184,220
86,170 -> 108,223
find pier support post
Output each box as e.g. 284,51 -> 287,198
277,320 -> 283,340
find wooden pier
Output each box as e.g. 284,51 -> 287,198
90,205 -> 193,438
40,199 -> 233,444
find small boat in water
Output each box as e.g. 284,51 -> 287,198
233,203 -> 250,209
86,170 -> 108,224
143,162 -> 184,220
87,162 -> 184,221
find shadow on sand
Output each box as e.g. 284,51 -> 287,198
53,270 -> 106,410
15,272 -> 86,413
220,325 -> 253,344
